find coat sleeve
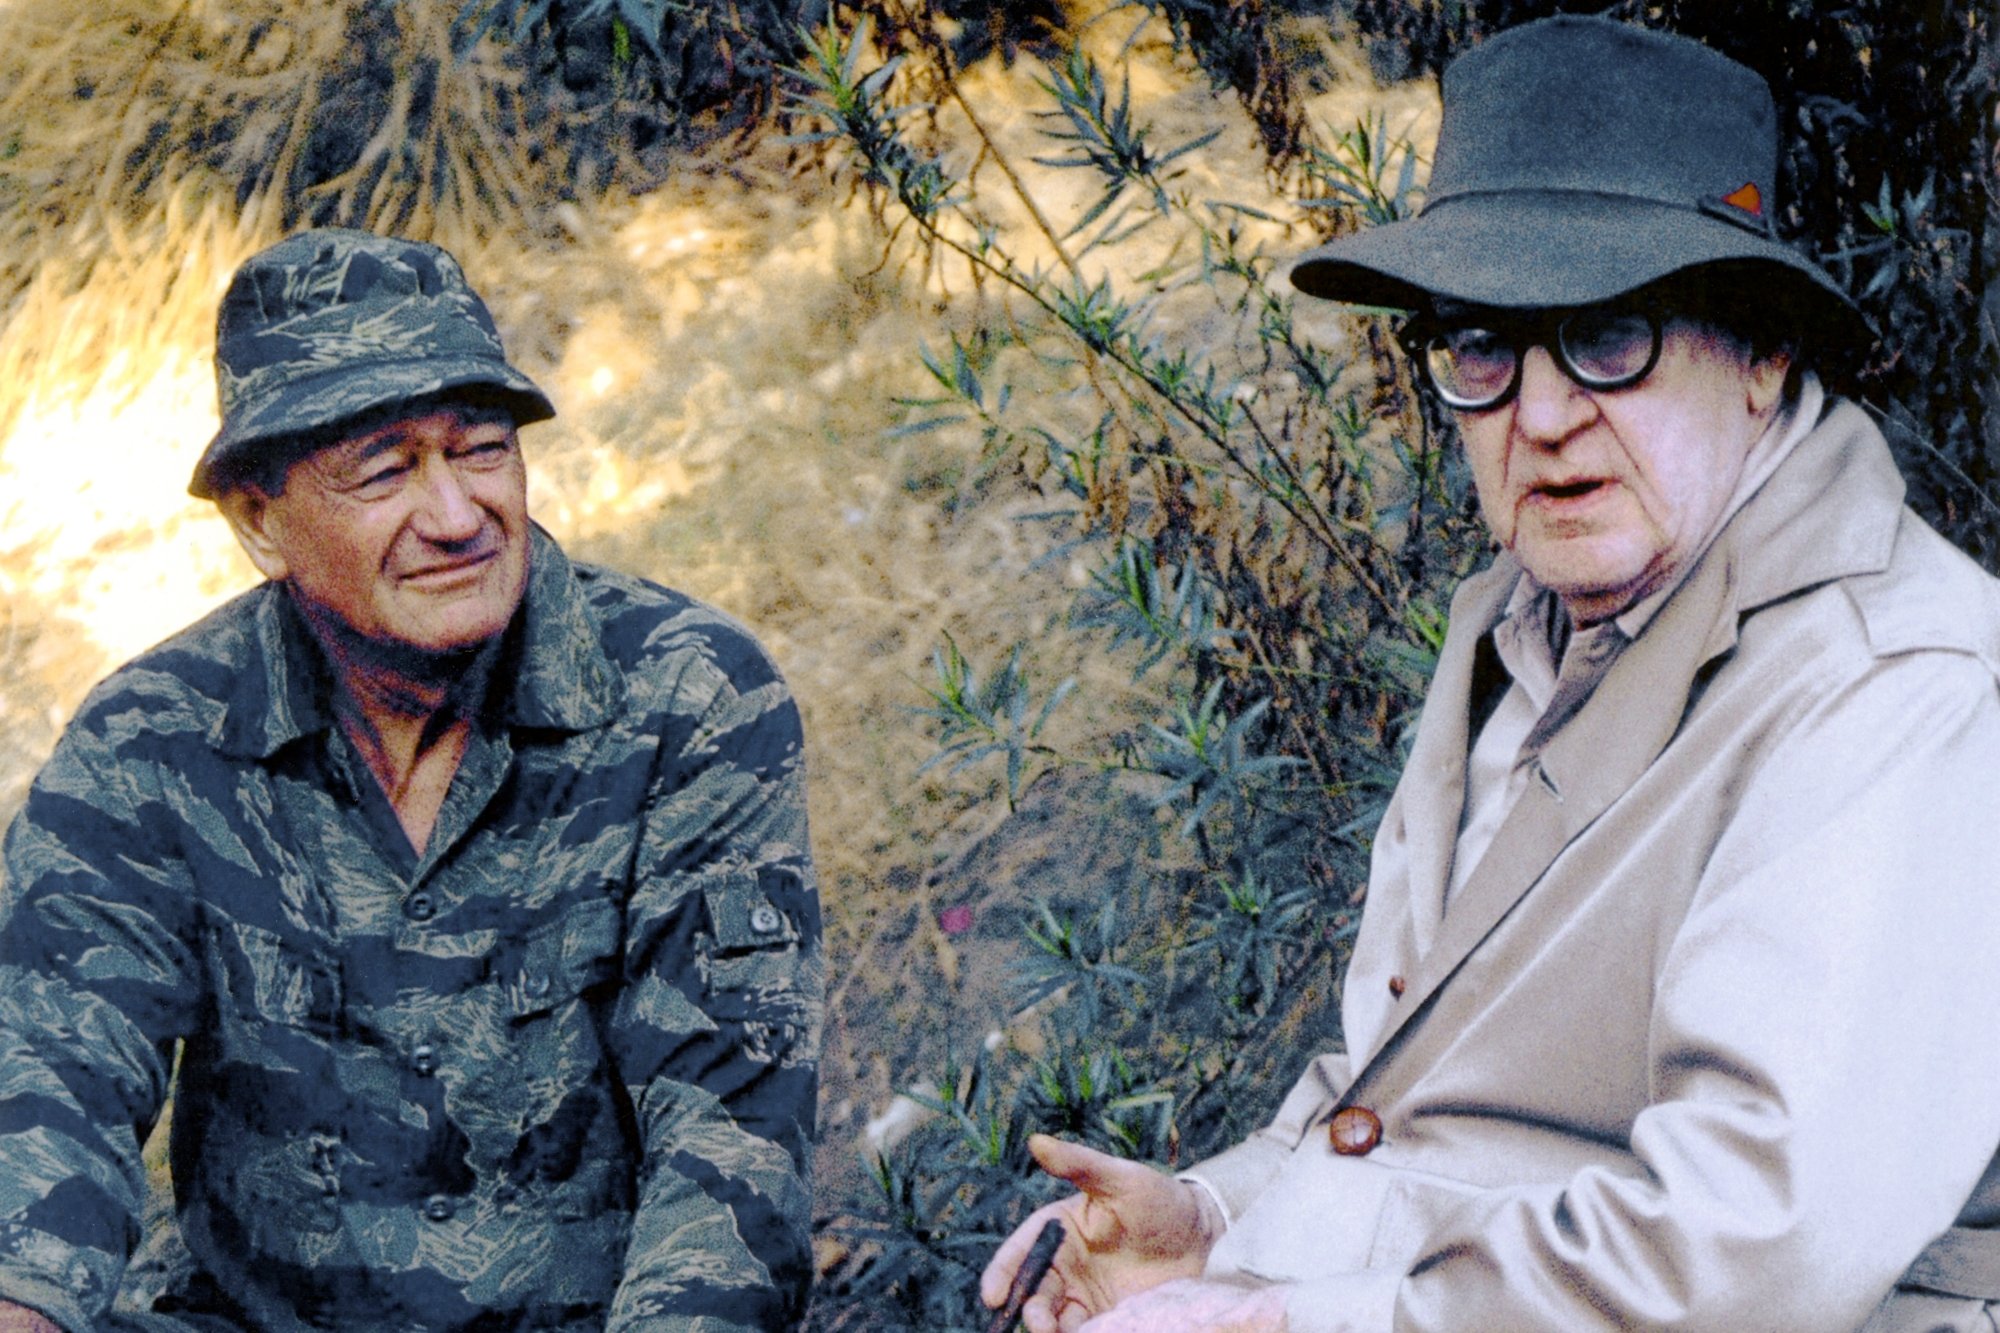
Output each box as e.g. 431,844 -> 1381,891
606,642 -> 823,1333
1278,649 -> 2000,1333
0,686 -> 202,1333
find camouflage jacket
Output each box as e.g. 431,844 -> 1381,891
0,527 -> 821,1332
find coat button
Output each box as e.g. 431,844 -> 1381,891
411,1044 -> 439,1076
1387,975 -> 1407,998
750,905 -> 783,935
1328,1106 -> 1383,1157
522,972 -> 552,1000
424,1196 -> 456,1222
404,893 -> 436,922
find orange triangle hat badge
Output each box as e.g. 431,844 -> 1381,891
1720,181 -> 1763,217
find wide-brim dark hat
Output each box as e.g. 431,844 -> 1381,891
1291,16 -> 1860,329
190,228 -> 554,498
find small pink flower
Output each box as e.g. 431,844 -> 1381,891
938,905 -> 975,936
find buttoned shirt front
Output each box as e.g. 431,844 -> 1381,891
0,527 -> 821,1333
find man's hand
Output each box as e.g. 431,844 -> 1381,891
1079,1277 -> 1288,1332
0,1301 -> 62,1333
980,1134 -> 1222,1333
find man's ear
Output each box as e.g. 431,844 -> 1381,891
1746,350 -> 1793,419
216,487 -> 291,583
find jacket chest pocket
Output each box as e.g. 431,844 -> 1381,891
699,868 -> 814,1073
500,896 -> 623,1022
702,869 -> 803,1005
206,917 -> 340,1042
462,898 -> 626,1217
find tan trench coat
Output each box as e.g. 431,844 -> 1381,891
1185,401 -> 2000,1331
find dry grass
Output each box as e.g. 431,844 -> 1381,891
0,0 -> 588,257
0,0 -> 1436,1255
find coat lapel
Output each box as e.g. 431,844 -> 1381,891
1394,562 -> 1517,958
1352,533 -> 1743,1074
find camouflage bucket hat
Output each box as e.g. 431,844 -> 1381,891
189,228 -> 554,498
1289,16 -> 1859,327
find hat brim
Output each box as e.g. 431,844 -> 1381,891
190,355 -> 555,499
1291,190 -> 1858,322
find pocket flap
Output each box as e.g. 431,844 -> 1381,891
209,918 -> 339,1033
703,869 -> 800,953
504,898 -> 620,1019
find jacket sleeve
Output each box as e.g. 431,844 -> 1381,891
606,650 -> 823,1332
0,689 -> 202,1333
1278,649 -> 2000,1333
1181,1051 -> 1349,1225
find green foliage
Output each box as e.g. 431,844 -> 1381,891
1301,111 -> 1425,227
1188,866 -> 1321,1021
1145,683 -> 1303,843
792,22 -> 960,224
1035,46 -> 1224,241
793,13 -> 1477,1326
461,0 -> 825,146
915,635 -> 1077,810
1013,898 -> 1148,1028
0,0 -> 835,248
1074,539 -> 1237,678
831,1047 -> 1046,1329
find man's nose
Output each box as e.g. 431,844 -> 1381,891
1511,344 -> 1589,444
411,455 -> 484,542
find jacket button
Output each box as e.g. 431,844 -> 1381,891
1328,1106 -> 1383,1157
424,1196 -> 456,1222
1387,975 -> 1407,998
404,893 -> 436,922
750,905 -> 783,935
411,1044 -> 439,1077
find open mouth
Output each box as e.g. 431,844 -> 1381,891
1533,478 -> 1609,502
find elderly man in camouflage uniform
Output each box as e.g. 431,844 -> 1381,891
0,229 -> 822,1332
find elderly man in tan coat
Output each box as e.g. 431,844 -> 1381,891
981,16 -> 2000,1333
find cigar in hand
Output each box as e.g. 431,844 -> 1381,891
983,1218 -> 1068,1333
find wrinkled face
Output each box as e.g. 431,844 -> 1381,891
223,402 -> 531,655
1447,306 -> 1789,624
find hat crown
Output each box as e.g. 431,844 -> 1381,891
1430,17 -> 1776,224
226,232 -> 479,326
215,229 -> 507,414
1284,14 -> 1856,328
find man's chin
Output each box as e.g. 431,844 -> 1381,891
383,579 -> 526,658
302,595 -> 515,685
356,629 -> 496,682
1516,547 -> 1662,621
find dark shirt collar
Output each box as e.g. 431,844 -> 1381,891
217,525 -> 623,759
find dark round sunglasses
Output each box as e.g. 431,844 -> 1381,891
1399,306 -> 1665,411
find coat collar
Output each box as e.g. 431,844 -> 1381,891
1351,398 -> 1907,1077
216,525 -> 623,759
